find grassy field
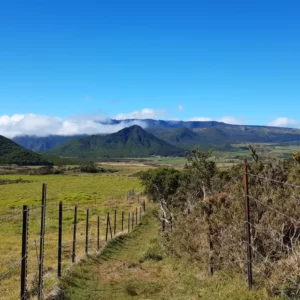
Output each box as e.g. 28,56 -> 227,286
0,167 -> 148,300
61,209 -> 278,300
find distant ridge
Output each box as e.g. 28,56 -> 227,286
47,125 -> 184,158
12,119 -> 300,152
0,135 -> 51,165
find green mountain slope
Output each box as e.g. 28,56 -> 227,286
0,135 -> 51,165
146,127 -> 231,150
48,125 -> 184,158
13,135 -> 82,152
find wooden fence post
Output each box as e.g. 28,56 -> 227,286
20,205 -> 29,300
244,161 -> 253,289
58,201 -> 63,278
38,183 -> 46,300
72,206 -> 77,263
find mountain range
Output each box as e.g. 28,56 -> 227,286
0,135 -> 51,165
12,119 -> 300,154
47,125 -> 183,158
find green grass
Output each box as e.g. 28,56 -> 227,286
60,209 -> 278,300
0,171 -> 144,300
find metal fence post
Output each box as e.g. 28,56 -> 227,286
140,207 -> 142,223
136,208 -> 138,225
132,212 -> 134,230
114,210 -> 117,236
38,183 -> 46,300
97,216 -> 100,251
20,205 -> 29,300
128,213 -> 130,233
58,201 -> 63,278
72,206 -> 77,263
106,212 -> 109,242
244,161 -> 253,289
85,209 -> 89,256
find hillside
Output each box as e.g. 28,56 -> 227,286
13,119 -> 300,152
13,135 -> 83,152
48,125 -> 184,158
0,135 -> 51,165
147,127 -> 231,150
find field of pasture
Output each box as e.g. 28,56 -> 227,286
0,166 -> 148,300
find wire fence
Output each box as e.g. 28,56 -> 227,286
0,185 -> 146,300
162,162 -> 300,299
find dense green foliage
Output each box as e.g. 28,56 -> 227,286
140,149 -> 300,297
47,125 -> 184,158
0,135 -> 52,165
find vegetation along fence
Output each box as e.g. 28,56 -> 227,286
161,161 -> 300,299
0,184 -> 146,300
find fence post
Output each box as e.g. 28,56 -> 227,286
85,209 -> 89,256
20,205 -> 29,300
38,183 -> 46,300
97,216 -> 100,251
140,207 -> 142,223
122,211 -> 124,232
72,206 -> 77,263
136,208 -> 138,225
128,213 -> 130,233
244,161 -> 253,289
58,201 -> 63,278
114,210 -> 117,236
132,212 -> 134,230
162,218 -> 165,232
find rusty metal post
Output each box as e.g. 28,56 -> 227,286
136,208 -> 138,225
244,161 -> 253,289
114,210 -> 117,236
72,206 -> 77,263
132,212 -> 134,230
85,209 -> 89,256
128,212 -> 130,233
20,205 -> 29,300
58,201 -> 63,278
38,183 -> 46,300
97,216 -> 100,251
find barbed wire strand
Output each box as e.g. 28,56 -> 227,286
246,173 -> 300,189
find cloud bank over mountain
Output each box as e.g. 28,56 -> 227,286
0,113 -> 146,138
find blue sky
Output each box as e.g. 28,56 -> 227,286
0,0 -> 300,136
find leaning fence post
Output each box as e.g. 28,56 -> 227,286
244,161 -> 253,289
58,201 -> 63,278
97,216 -> 100,251
72,206 -> 77,263
85,209 -> 89,256
21,205 -> 29,300
38,183 -> 46,300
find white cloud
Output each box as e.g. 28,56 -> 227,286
187,116 -> 242,125
187,117 -> 213,122
218,116 -> 242,125
115,108 -> 165,120
267,117 -> 299,128
0,113 -> 147,138
178,105 -> 183,111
